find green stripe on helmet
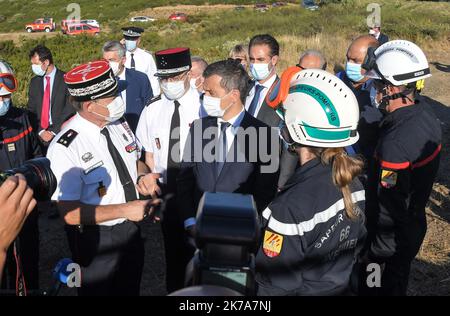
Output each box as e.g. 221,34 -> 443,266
289,84 -> 340,127
303,123 -> 351,141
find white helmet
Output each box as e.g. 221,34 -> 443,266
281,69 -> 359,148
365,40 -> 431,86
0,60 -> 17,96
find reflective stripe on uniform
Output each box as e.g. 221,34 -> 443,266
263,190 -> 365,236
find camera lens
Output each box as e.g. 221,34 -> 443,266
1,158 -> 57,201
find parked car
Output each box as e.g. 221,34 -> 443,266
61,19 -> 100,34
254,3 -> 269,12
25,18 -> 56,33
130,16 -> 156,23
272,2 -> 287,7
66,23 -> 100,36
169,13 -> 188,22
235,6 -> 246,11
302,0 -> 319,11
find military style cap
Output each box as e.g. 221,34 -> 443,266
155,47 -> 191,78
64,60 -> 118,102
122,26 -> 144,40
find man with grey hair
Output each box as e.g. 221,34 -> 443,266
297,49 -> 327,70
189,56 -> 208,93
103,40 -> 152,132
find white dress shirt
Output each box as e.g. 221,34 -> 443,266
245,74 -> 277,118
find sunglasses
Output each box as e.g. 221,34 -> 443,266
0,73 -> 17,93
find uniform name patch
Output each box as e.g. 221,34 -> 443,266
381,169 -> 397,188
263,230 -> 283,258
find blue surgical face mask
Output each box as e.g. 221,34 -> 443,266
250,62 -> 272,81
0,98 -> 11,116
125,40 -> 137,52
32,63 -> 46,77
345,62 -> 364,82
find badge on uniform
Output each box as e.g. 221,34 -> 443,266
380,169 -> 398,188
263,230 -> 283,258
97,181 -> 107,197
155,138 -> 161,150
81,152 -> 93,163
7,143 -> 15,152
125,142 -> 137,153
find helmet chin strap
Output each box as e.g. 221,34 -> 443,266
378,84 -> 414,114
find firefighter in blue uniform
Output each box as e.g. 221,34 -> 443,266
256,68 -> 367,296
0,60 -> 42,294
361,40 -> 441,296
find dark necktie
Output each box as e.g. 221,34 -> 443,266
216,121 -> 231,178
101,128 -> 137,202
248,84 -> 264,117
130,53 -> 136,69
166,100 -> 181,191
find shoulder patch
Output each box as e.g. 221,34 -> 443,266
57,129 -> 78,148
263,230 -> 284,258
145,95 -> 162,107
380,169 -> 398,189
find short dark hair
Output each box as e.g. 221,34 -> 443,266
29,45 -> 53,65
203,59 -> 251,104
249,34 -> 280,57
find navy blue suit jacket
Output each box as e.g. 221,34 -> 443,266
119,68 -> 153,132
177,111 -> 280,223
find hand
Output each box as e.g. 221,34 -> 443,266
40,130 -> 55,143
122,199 -> 161,222
0,175 -> 36,252
136,173 -> 162,199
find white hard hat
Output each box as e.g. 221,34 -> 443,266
0,60 -> 17,96
365,40 -> 431,86
282,69 -> 360,148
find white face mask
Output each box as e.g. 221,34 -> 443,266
0,98 -> 11,116
125,40 -> 137,52
161,80 -> 187,100
91,96 -> 125,123
250,62 -> 272,81
190,78 -> 201,90
109,61 -> 121,76
32,63 -> 47,77
203,92 -> 232,118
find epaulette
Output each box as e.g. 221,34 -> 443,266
57,129 -> 78,148
145,95 -> 162,107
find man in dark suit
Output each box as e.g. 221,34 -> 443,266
28,45 -> 75,153
369,24 -> 389,45
103,41 -> 153,132
178,59 -> 279,239
246,34 -> 298,189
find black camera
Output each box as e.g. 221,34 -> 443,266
188,192 -> 261,296
0,158 -> 57,201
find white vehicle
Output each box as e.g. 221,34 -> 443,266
130,16 -> 157,23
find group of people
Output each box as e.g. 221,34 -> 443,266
0,23 -> 442,297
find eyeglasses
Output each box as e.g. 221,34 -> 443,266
160,71 -> 189,83
0,73 -> 17,93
